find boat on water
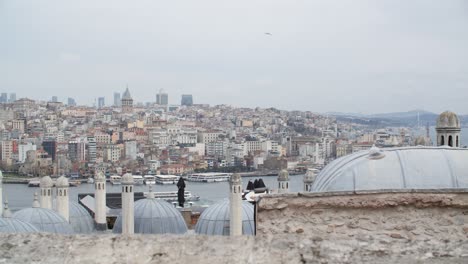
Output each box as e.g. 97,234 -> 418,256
144,175 -> 156,185
87,178 -> 95,184
186,172 -> 231,183
143,190 -> 200,202
28,180 -> 40,187
133,175 -> 144,185
110,175 -> 122,185
155,175 -> 179,185
68,180 -> 81,187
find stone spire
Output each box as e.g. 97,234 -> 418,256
277,170 -> 289,194
56,176 -> 69,221
40,176 -> 53,209
121,173 -> 134,234
32,192 -> 40,208
229,173 -> 242,236
304,169 -> 317,192
94,172 -> 107,231
3,199 -> 12,218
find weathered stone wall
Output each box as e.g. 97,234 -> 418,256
1,233 -> 468,264
257,191 -> 468,242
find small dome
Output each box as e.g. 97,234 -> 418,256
304,169 -> 318,183
0,218 -> 39,233
13,208 -> 74,234
436,111 -> 460,129
56,176 -> 69,188
122,173 -> 134,184
69,202 -> 94,233
230,173 -> 241,185
195,200 -> 255,236
95,172 -> 106,182
113,198 -> 187,234
53,200 -> 94,233
277,170 -> 289,181
40,176 -> 53,188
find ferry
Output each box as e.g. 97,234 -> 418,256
28,180 -> 40,187
144,175 -> 156,185
133,175 -> 144,185
110,175 -> 122,185
155,175 -> 180,185
143,190 -> 200,202
186,172 -> 231,183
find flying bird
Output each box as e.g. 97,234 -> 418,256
265,32 -> 272,36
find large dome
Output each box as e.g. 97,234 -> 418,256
0,218 -> 39,233
195,199 -> 255,236
113,198 -> 187,234
310,146 -> 468,192
13,208 -> 74,234
436,111 -> 460,129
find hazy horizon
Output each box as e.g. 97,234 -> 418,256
2,0 -> 468,114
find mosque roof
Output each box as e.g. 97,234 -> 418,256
195,199 -> 255,236
13,208 -> 74,234
310,146 -> 468,192
0,218 -> 39,233
52,200 -> 94,234
113,197 -> 187,234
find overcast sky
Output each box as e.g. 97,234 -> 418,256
1,0 -> 468,114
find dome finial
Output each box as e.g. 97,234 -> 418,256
368,144 -> 385,160
32,192 -> 40,208
148,184 -> 155,199
3,199 -> 12,218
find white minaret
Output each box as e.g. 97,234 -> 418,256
303,169 -> 317,192
94,172 -> 107,231
40,176 -> 53,209
56,176 -> 69,221
277,170 -> 289,193
229,173 -> 242,236
121,173 -> 134,235
0,171 -> 3,216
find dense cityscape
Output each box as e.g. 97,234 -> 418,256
0,88 -> 446,180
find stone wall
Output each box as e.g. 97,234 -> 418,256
256,191 -> 468,242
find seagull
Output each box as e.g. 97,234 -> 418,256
265,32 -> 272,36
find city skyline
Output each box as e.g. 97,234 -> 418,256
2,0 -> 468,114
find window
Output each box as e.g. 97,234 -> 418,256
449,135 -> 453,147
441,135 -> 445,145
457,136 -> 459,147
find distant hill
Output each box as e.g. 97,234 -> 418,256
328,110 -> 439,127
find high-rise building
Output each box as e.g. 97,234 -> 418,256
9,93 -> 16,102
156,93 -> 169,105
181,94 -> 193,106
121,86 -> 133,113
114,92 -> 121,106
98,97 -> 105,108
67,97 -> 76,106
52,96 -> 58,102
42,140 -> 57,161
0,93 -> 7,103
86,137 -> 97,163
68,140 -> 86,162
18,142 -> 36,163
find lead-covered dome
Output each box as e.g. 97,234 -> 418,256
13,201 -> 74,234
195,199 -> 255,236
113,197 -> 187,234
0,218 -> 39,233
436,111 -> 460,129
53,200 -> 94,233
310,146 -> 468,192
